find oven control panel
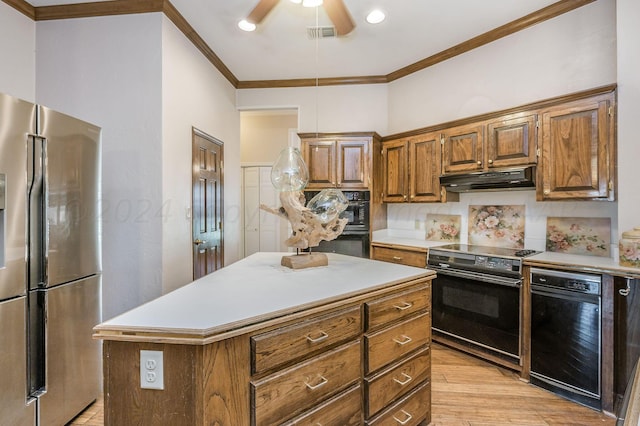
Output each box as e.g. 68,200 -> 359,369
475,255 -> 520,273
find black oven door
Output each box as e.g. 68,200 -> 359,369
311,232 -> 370,258
432,269 -> 521,360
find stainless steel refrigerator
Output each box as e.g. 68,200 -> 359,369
0,92 -> 102,425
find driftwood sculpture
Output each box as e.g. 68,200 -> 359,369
260,191 -> 348,249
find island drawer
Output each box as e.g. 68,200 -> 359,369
365,346 -> 431,418
251,305 -> 361,374
251,341 -> 361,425
365,313 -> 430,374
366,381 -> 431,426
283,383 -> 362,425
366,284 -> 430,330
371,245 -> 427,268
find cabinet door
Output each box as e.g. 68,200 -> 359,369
337,139 -> 369,189
442,124 -> 484,173
538,96 -> 614,200
303,140 -> 336,188
382,139 -> 409,202
409,133 -> 442,202
486,113 -> 537,168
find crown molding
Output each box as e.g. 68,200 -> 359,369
2,0 -> 596,89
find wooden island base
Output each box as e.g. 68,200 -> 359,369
95,253 -> 435,425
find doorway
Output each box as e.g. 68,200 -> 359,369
192,128 -> 223,279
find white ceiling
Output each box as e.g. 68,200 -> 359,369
26,0 -> 564,82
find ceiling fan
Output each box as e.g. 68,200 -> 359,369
246,0 -> 356,36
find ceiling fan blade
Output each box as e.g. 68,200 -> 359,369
322,0 -> 355,36
247,0 -> 280,24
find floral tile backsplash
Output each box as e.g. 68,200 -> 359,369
468,205 -> 525,249
426,214 -> 461,242
546,217 -> 611,257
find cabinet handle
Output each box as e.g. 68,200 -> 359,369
477,161 -> 482,166
620,278 -> 632,297
393,335 -> 413,345
306,331 -> 329,343
393,301 -> 413,311
392,256 -> 403,261
305,375 -> 328,390
488,159 -> 493,164
393,372 -> 413,386
392,409 -> 413,425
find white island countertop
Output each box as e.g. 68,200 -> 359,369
94,252 -> 434,344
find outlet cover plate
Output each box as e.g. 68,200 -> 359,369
140,350 -> 164,390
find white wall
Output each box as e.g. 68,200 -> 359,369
0,3 -> 35,101
161,16 -> 241,294
617,0 -> 640,234
237,84 -> 388,135
36,14 -> 165,320
240,111 -> 296,164
387,0 -> 617,133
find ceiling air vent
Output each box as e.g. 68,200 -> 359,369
307,26 -> 336,39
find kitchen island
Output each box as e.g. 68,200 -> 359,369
94,252 -> 435,425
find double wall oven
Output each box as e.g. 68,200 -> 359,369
427,244 -> 538,367
304,191 -> 370,258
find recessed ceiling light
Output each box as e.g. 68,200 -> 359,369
238,19 -> 256,32
302,0 -> 323,7
366,9 -> 385,24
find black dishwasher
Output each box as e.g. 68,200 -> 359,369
530,268 -> 602,409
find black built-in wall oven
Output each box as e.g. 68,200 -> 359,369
427,244 -> 539,367
304,191 -> 370,258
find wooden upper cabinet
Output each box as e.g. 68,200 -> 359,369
409,133 -> 443,202
301,138 -> 370,190
486,113 -> 538,168
382,133 -> 453,203
381,138 -> 409,202
441,123 -> 484,173
537,93 -> 615,201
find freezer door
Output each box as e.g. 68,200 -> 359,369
38,274 -> 102,426
38,106 -> 101,287
0,93 -> 35,300
0,297 -> 36,426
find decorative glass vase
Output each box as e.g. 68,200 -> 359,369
270,147 -> 309,192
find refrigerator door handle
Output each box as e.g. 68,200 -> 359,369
27,135 -> 47,290
27,135 -> 47,400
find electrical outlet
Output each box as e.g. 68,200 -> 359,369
140,350 -> 164,390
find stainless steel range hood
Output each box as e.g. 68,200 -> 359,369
440,166 -> 536,192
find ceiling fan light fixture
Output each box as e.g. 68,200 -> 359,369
238,19 -> 256,32
302,0 -> 323,7
366,9 -> 385,24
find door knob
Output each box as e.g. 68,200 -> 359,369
194,239 -> 206,245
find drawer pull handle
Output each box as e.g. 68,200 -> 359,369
305,375 -> 328,390
306,331 -> 329,343
393,409 -> 413,425
393,372 -> 413,386
392,256 -> 403,260
393,335 -> 413,345
393,302 -> 413,311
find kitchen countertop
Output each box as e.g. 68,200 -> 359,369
94,252 -> 434,343
372,229 -> 640,278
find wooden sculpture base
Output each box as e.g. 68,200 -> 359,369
281,253 -> 328,269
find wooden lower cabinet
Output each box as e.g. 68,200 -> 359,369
371,243 -> 428,268
102,279 -> 432,426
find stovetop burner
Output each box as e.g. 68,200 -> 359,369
432,243 -> 541,258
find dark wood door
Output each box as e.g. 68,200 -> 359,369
192,128 -> 223,279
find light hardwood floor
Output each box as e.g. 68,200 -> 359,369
69,343 -> 615,425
